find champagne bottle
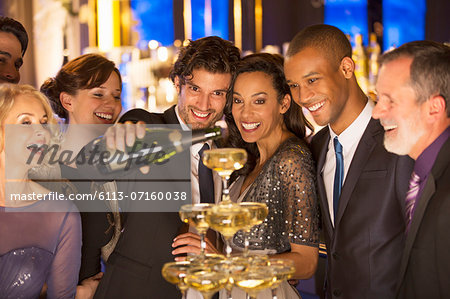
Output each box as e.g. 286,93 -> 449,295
367,33 -> 381,96
91,126 -> 223,174
352,34 -> 368,94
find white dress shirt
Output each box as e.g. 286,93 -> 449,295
323,100 -> 374,225
175,106 -> 210,299
175,106 -> 213,204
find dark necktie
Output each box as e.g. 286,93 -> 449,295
405,171 -> 420,232
198,143 -> 215,204
198,144 -> 219,299
333,137 -> 344,221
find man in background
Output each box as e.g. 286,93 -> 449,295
284,24 -> 413,298
373,40 -> 450,298
0,16 -> 28,84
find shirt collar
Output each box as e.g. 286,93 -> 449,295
329,99 -> 374,149
414,126 -> 450,180
175,105 -> 213,157
175,105 -> 190,131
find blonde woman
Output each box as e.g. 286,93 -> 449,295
0,84 -> 81,298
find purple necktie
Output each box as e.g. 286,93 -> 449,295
405,171 -> 420,232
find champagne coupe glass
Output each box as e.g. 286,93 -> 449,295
179,203 -> 214,260
233,265 -> 276,299
238,202 -> 269,256
202,148 -> 247,203
161,261 -> 191,299
185,265 -> 228,299
206,203 -> 251,257
267,259 -> 296,299
213,256 -> 250,299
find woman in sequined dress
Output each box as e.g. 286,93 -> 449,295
223,53 -> 320,298
0,84 -> 81,298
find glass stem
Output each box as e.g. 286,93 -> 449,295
202,293 -> 212,299
243,229 -> 250,257
224,237 -> 232,258
221,177 -> 230,202
272,288 -> 278,299
180,290 -> 186,299
200,232 -> 206,258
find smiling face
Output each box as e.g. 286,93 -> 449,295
64,71 -> 122,124
231,71 -> 288,145
176,68 -> 231,129
284,47 -> 350,129
3,94 -> 51,167
372,57 -> 427,158
0,31 -> 23,84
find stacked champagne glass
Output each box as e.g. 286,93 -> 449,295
162,148 -> 296,299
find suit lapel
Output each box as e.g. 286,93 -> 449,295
315,129 -> 334,239
335,119 -> 380,226
162,105 -> 179,124
397,175 -> 435,288
397,137 -> 450,290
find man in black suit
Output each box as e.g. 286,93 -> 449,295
0,16 -> 28,84
284,25 -> 413,298
93,36 -> 240,299
372,41 -> 450,299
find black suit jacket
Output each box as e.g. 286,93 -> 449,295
119,106 -> 179,124
94,106 -> 183,299
397,137 -> 450,299
310,118 -> 413,299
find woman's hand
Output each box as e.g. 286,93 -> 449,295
75,272 -> 103,299
171,232 -> 219,261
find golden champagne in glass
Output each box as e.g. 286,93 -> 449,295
233,265 -> 276,299
206,203 -> 251,257
186,265 -> 228,299
213,256 -> 250,299
161,261 -> 191,299
267,259 -> 296,298
202,148 -> 247,202
179,203 -> 214,259
239,202 -> 269,256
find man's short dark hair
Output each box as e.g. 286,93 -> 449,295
380,40 -> 450,116
169,36 -> 240,85
0,16 -> 28,56
286,24 -> 352,69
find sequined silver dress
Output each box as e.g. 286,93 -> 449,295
232,136 -> 319,252
221,136 -> 319,299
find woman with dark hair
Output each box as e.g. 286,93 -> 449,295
40,53 -> 123,295
224,53 -> 319,298
41,53 -> 122,126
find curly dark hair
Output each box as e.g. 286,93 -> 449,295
40,53 -> 121,123
169,36 -> 240,86
225,53 -> 313,177
0,16 -> 28,56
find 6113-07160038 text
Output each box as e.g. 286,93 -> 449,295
96,191 -> 188,201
